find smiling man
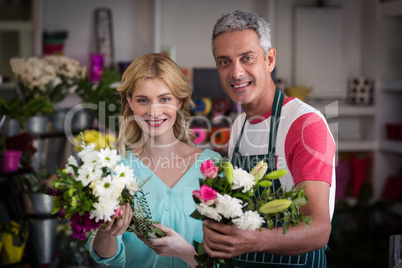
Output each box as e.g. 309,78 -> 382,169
202,10 -> 336,268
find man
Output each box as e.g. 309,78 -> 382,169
202,10 -> 336,267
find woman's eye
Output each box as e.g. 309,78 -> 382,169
161,97 -> 171,102
136,99 -> 148,104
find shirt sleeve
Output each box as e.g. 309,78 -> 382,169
86,234 -> 126,268
285,112 -> 335,186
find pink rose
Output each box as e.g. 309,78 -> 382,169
192,185 -> 217,206
200,160 -> 219,178
114,208 -> 123,219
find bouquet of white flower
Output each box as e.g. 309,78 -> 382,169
48,135 -> 164,242
191,158 -> 313,268
10,56 -> 86,103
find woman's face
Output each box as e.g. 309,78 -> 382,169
126,78 -> 182,139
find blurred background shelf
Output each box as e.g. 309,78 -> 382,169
380,140 -> 402,154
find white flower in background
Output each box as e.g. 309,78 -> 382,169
90,198 -> 120,222
98,147 -> 120,168
232,167 -> 256,193
215,194 -> 243,219
232,211 -> 265,231
195,203 -> 222,222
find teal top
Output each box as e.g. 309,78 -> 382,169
89,149 -> 221,268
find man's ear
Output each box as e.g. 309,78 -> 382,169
267,48 -> 276,73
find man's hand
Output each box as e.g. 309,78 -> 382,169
202,219 -> 259,259
143,224 -> 198,268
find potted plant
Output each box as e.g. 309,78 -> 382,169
1,132 -> 36,173
0,221 -> 29,265
0,98 -> 25,136
22,97 -> 55,135
74,69 -> 121,131
10,56 -> 86,133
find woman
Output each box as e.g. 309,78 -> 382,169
89,53 -> 221,268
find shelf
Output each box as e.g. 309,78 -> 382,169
381,79 -> 402,92
0,21 -> 32,31
309,102 -> 375,117
338,140 -> 376,152
0,81 -> 17,91
337,105 -> 376,116
381,1 -> 402,17
380,140 -> 402,154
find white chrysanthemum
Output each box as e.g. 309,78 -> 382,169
232,167 -> 256,193
98,147 -> 120,168
77,163 -> 102,187
232,211 -> 265,231
89,198 -> 120,222
79,148 -> 100,168
195,203 -> 222,222
65,155 -> 78,175
78,143 -> 96,158
215,194 -> 243,219
91,175 -> 121,198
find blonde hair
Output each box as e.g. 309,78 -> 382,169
116,53 -> 194,156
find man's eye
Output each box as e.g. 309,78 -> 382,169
219,60 -> 229,66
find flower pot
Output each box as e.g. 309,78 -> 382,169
1,118 -> 21,137
0,225 -> 29,265
72,109 -> 94,131
1,149 -> 22,172
22,193 -> 53,215
25,115 -> 49,135
50,109 -> 70,132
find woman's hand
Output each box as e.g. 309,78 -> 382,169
142,224 -> 197,268
93,203 -> 133,258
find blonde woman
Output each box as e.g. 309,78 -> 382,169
89,53 -> 221,268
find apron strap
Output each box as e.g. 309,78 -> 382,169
268,87 -> 284,172
232,87 -> 284,172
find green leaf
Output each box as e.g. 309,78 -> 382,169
198,242 -> 206,255
190,210 -> 205,220
293,197 -> 308,207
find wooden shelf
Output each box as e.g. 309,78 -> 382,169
0,21 -> 32,31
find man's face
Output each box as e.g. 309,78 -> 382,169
213,29 -> 275,106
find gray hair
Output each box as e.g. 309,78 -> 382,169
212,10 -> 271,59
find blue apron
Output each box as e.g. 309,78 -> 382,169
231,88 -> 328,268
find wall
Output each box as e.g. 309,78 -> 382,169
42,0 -> 153,68
42,0 -> 362,94
155,0 -> 269,68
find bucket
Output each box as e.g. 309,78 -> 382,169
22,193 -> 53,215
26,115 -> 49,135
28,218 -> 57,263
